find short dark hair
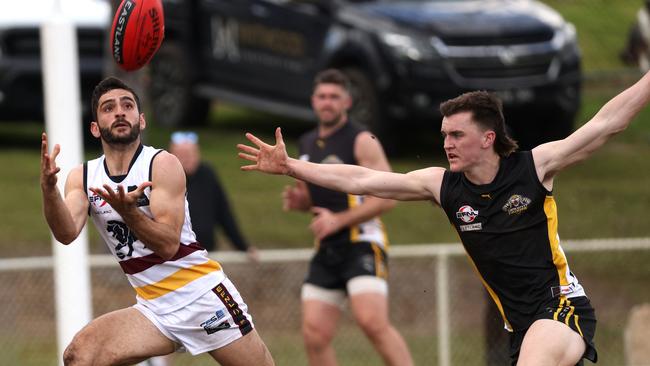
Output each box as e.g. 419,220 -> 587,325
440,91 -> 518,157
91,76 -> 141,122
313,68 -> 351,93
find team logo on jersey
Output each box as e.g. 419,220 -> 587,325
456,205 -> 478,223
321,154 -> 343,164
502,194 -> 532,215
127,185 -> 150,207
107,220 -> 137,259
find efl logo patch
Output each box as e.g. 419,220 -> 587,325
502,194 -> 532,215
456,205 -> 478,223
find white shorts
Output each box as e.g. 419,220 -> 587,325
301,275 -> 388,308
134,277 -> 254,355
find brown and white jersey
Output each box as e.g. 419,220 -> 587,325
85,144 -> 225,314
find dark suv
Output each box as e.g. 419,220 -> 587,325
151,0 -> 582,149
0,1 -> 109,123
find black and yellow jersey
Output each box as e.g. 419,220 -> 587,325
440,151 -> 586,332
298,122 -> 388,248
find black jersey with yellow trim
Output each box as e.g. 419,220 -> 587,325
439,151 -> 585,332
298,121 -> 388,246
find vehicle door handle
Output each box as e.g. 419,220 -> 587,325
250,4 -> 269,17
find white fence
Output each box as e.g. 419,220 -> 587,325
1,237 -> 649,365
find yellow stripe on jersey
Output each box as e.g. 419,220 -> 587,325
544,196 -> 569,286
464,250 -> 513,331
553,297 -> 566,321
134,259 -> 222,300
371,243 -> 388,279
348,194 -> 360,241
379,218 -> 390,250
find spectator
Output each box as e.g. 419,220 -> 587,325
170,131 -> 258,261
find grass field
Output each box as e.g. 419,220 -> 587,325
544,0 -> 641,72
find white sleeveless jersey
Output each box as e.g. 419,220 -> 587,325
85,145 -> 225,314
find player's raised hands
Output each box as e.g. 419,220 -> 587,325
238,127 -> 290,175
89,182 -> 152,215
40,133 -> 61,189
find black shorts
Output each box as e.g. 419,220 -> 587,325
509,296 -> 597,365
304,241 -> 388,290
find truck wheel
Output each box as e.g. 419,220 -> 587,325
342,68 -> 387,138
149,41 -> 210,127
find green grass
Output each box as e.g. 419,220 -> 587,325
543,0 -> 641,72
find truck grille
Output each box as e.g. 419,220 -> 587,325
440,30 -> 554,46
436,32 -> 559,85
453,57 -> 552,79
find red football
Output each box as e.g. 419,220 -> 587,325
110,0 -> 165,71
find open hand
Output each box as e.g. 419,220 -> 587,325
89,182 -> 151,215
238,127 -> 290,175
40,133 -> 61,189
310,207 -> 342,240
282,184 -> 311,211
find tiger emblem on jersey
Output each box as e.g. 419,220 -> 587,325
502,194 -> 532,215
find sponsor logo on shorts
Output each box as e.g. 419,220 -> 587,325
216,309 -> 226,320
502,194 -> 531,215
550,283 -> 577,298
200,318 -> 231,335
456,205 -> 478,223
360,254 -> 375,273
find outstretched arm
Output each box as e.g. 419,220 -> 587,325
533,71 -> 650,187
237,128 -> 444,202
308,131 -> 397,240
40,133 -> 89,244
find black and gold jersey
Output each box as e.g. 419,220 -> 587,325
440,151 -> 586,332
298,122 -> 388,248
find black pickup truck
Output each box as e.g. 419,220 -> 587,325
150,0 -> 582,149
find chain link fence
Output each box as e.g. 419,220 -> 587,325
1,239 -> 649,365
